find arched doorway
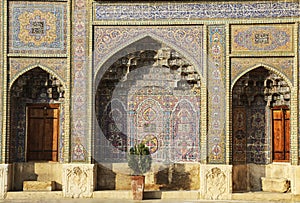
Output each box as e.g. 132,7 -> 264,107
94,39 -> 202,190
9,67 -> 65,163
232,66 -> 291,192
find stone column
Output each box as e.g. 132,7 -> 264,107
0,164 -> 11,199
62,164 -> 96,198
200,164 -> 232,200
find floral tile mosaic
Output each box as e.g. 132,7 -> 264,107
9,1 -> 67,55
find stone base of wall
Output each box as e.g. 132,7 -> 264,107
97,162 -> 200,191
12,162 -> 62,191
233,164 -> 266,192
5,162 -> 300,200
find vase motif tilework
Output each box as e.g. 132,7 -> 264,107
71,0 -> 89,161
207,26 -> 226,163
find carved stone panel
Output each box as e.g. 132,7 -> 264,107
200,164 -> 232,200
62,164 -> 96,198
0,164 -> 11,199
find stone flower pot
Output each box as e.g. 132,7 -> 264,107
131,175 -> 145,200
127,143 -> 152,200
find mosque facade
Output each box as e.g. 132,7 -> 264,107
0,0 -> 299,200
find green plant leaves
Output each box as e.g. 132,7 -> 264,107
128,143 -> 152,175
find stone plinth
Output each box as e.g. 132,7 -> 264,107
200,164 -> 232,200
23,181 -> 55,191
62,164 -> 96,198
261,177 -> 290,193
0,164 -> 12,199
291,166 -> 300,195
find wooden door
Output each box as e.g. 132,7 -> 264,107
272,107 -> 290,162
27,104 -> 59,162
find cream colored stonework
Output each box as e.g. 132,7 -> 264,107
0,164 -> 11,199
23,181 -> 55,191
200,164 -> 232,200
62,164 -> 96,198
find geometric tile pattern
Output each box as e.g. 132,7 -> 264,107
95,2 -> 300,21
93,26 -> 203,76
9,1 -> 67,54
231,24 -> 294,54
207,26 -> 226,164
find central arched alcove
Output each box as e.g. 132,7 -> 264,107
94,38 -> 202,190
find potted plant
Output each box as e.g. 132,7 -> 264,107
127,143 -> 152,200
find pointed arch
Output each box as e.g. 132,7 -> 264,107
10,64 -> 67,90
231,63 -> 293,90
172,98 -> 198,114
171,99 -> 200,162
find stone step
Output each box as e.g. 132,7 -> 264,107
6,191 -> 62,200
261,177 -> 290,193
23,181 -> 56,191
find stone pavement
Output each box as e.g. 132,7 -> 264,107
0,199 -> 299,203
0,199 -> 295,203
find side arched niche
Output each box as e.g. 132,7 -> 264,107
9,67 -> 66,163
231,66 -> 291,192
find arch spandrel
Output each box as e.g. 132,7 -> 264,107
93,26 -> 204,85
9,62 -> 67,90
9,58 -> 68,89
231,58 -> 294,90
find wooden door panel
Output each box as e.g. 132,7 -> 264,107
28,118 -> 44,151
272,108 -> 290,162
285,110 -> 290,160
27,104 -> 59,162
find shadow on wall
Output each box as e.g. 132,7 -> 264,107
12,163 -> 38,191
232,164 -> 266,192
97,163 -> 116,190
156,163 -> 192,190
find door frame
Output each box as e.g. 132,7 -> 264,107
25,103 -> 60,162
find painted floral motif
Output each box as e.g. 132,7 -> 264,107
9,2 -> 66,54
142,135 -> 158,154
208,26 -> 226,163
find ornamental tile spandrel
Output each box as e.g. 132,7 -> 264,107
93,26 -> 203,76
